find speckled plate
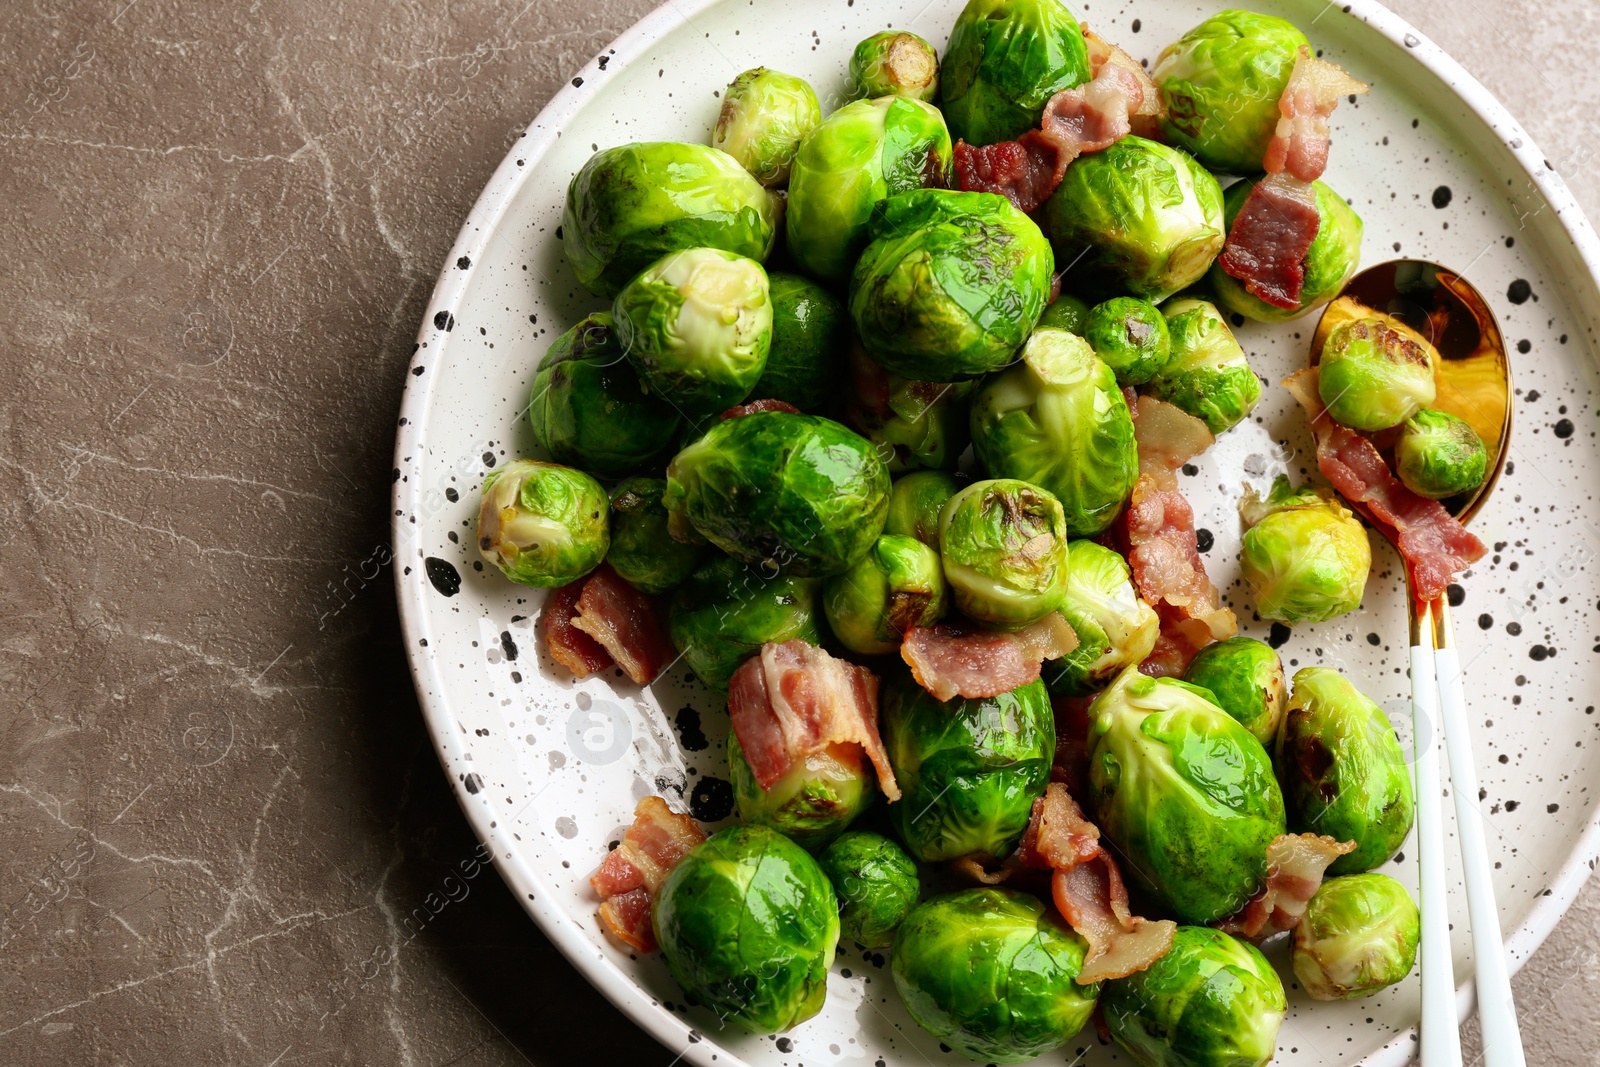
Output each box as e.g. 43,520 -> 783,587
391,2 -> 1600,1063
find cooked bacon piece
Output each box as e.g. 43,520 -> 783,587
1051,693 -> 1097,794
1217,172 -> 1322,310
1081,26 -> 1164,129
1217,833 -> 1356,941
720,398 -> 801,420
1129,395 -> 1213,477
570,564 -> 676,685
544,578 -> 613,678
728,641 -> 900,801
1284,369 -> 1487,603
954,139 -> 1060,216
1264,48 -> 1369,182
592,796 -> 706,952
901,614 -> 1079,702
1016,780 -> 1102,870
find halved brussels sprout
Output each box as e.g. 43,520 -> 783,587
1084,297 -> 1172,386
1038,293 -> 1090,334
1239,475 -> 1371,625
843,340 -> 978,473
1182,636 -> 1285,749
667,555 -> 822,690
606,477 -> 704,595
477,459 -> 609,587
1279,667 -> 1414,875
941,0 -> 1093,146
563,141 -> 779,297
823,534 -> 948,655
1318,316 -> 1437,432
727,733 -> 874,848
885,470 -> 965,547
1045,540 -> 1159,696
969,328 -> 1138,537
850,189 -> 1054,382
653,824 -> 839,1032
1396,408 -> 1488,500
882,672 -> 1054,861
892,888 -> 1099,1064
1210,178 -> 1365,322
850,31 -> 941,102
1145,298 -> 1261,434
939,478 -> 1071,630
752,272 -> 849,412
1293,873 -> 1420,1000
712,67 -> 822,187
818,831 -> 920,948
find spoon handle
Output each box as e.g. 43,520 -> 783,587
1434,601 -> 1528,1067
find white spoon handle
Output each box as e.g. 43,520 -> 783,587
1412,616 -> 1463,1067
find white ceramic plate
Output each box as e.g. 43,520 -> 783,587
392,2 -> 1600,1063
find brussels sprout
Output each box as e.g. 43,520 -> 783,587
823,534 -> 948,655
665,410 -> 890,577
843,340 -> 978,473
941,0 -> 1094,146
1100,925 -> 1286,1067
1038,293 -> 1090,333
1044,136 -> 1226,302
1239,475 -> 1371,625
727,733 -> 874,848
605,478 -> 704,594
1182,636 -> 1285,749
1153,11 -> 1310,174
712,68 -> 822,187
850,31 -> 941,102
751,272 -> 848,411
1145,298 -> 1261,435
477,459 -> 609,587
1083,297 -> 1172,387
1045,540 -> 1159,696
1318,316 -> 1437,432
939,478 -> 1071,630
1279,667 -> 1414,875
1086,666 -> 1286,924
893,889 -> 1098,1064
1210,178 -> 1365,322
668,555 -> 822,690
654,824 -> 838,1032
850,189 -> 1054,382
786,96 -> 953,283
882,672 -> 1054,861
563,141 -> 779,298
885,470 -> 965,547
969,329 -> 1138,538
818,831 -> 920,948
1293,873 -> 1420,1000
1396,408 -> 1488,500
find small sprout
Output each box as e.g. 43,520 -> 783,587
941,0 -> 1094,146
1046,540 -> 1159,696
605,477 -> 703,595
823,534 -> 948,655
938,478 -> 1071,630
842,341 -> 979,474
750,272 -> 849,412
1293,873 -> 1421,1000
1145,299 -> 1260,434
476,459 -> 609,588
727,734 -> 875,848
1318,315 -> 1437,432
1037,292 -> 1090,334
1396,408 -> 1488,499
849,31 -> 940,102
712,67 -> 822,186
884,470 -> 966,548
666,555 -> 821,691
1183,636 -> 1286,748
1083,296 -> 1172,386
818,831 -> 920,948
1239,475 -> 1371,625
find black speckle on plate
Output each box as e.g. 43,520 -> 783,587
445,487 -> 459,503
483,451 -> 497,467
463,772 -> 483,794
1517,339 -> 1532,354
1478,613 -> 1493,629
1555,418 -> 1574,438
1507,278 -> 1533,304
690,776 -> 734,821
500,630 -> 519,661
457,255 -> 471,270
425,557 -> 462,597
1195,528 -> 1214,553
1268,622 -> 1292,649
1447,583 -> 1465,607
1431,185 -> 1452,208
1367,632 -> 1381,646
674,706 -> 709,752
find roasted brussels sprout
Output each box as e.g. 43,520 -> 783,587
882,672 -> 1054,861
712,67 -> 821,187
653,824 -> 839,1032
1046,540 -> 1159,696
892,889 -> 1098,1064
850,189 -> 1054,382
1044,136 -> 1226,302
1084,297 -> 1172,386
1293,873 -> 1420,1000
1100,925 -> 1287,1067
818,831 -> 920,948
1239,475 -> 1371,625
969,328 -> 1138,537
850,31 -> 941,102
1279,667 -> 1414,875
752,272 -> 848,411
667,555 -> 822,690
1182,637 -> 1285,749
939,478 -> 1071,630
1396,408 -> 1488,500
1145,298 -> 1261,435
786,96 -> 953,283
885,470 -> 965,547
563,141 -> 779,297
606,477 -> 704,594
941,0 -> 1093,146
1087,666 -> 1286,924
664,410 -> 890,577
1210,178 -> 1364,322
823,534 -> 948,655
477,459 -> 609,588
1152,11 -> 1310,174
728,733 -> 874,848
843,341 -> 977,473
1318,316 -> 1437,432
1038,293 -> 1090,333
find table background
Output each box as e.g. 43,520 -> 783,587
2,1 -> 1596,1064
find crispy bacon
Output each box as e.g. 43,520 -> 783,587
954,140 -> 1059,216
569,564 -> 676,685
592,796 -> 706,952
1265,48 -> 1369,182
728,641 -> 900,801
1217,172 -> 1321,310
544,578 -> 613,678
901,614 -> 1079,702
1284,369 -> 1486,603
1217,833 -> 1356,941
720,398 -> 800,420
1081,26 -> 1164,134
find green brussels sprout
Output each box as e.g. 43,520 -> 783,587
1145,298 -> 1261,435
850,189 -> 1054,382
1182,636 -> 1286,749
823,534 -> 948,655
892,889 -> 1099,1064
664,410 -> 890,577
818,831 -> 920,948
727,733 -> 874,848
882,672 -> 1054,861
1086,666 -> 1286,924
613,247 -> 772,415
843,340 -> 978,473
605,477 -> 704,594
1044,136 -> 1226,302
1293,873 -> 1420,1000
885,470 -> 965,548
939,478 -> 1071,630
1210,178 -> 1365,322
653,824 -> 839,1032
850,31 -> 941,102
667,555 -> 822,690
1152,11 -> 1310,174
477,459 -> 609,587
1046,540 -> 1159,696
562,141 -> 779,298
969,328 -> 1138,538
1038,293 -> 1090,333
1279,667 -> 1415,875
1083,297 -> 1172,386
1318,316 -> 1438,432
712,67 -> 822,187
786,96 -> 953,283
941,0 -> 1094,146
1239,475 -> 1371,625
1396,408 -> 1489,500
1100,925 -> 1286,1067
751,272 -> 848,411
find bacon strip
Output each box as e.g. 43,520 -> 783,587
591,796 -> 706,952
1217,833 -> 1356,941
570,564 -> 676,685
901,614 -> 1079,702
1264,48 -> 1369,183
1217,172 -> 1321,310
544,579 -> 613,678
720,398 -> 801,420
